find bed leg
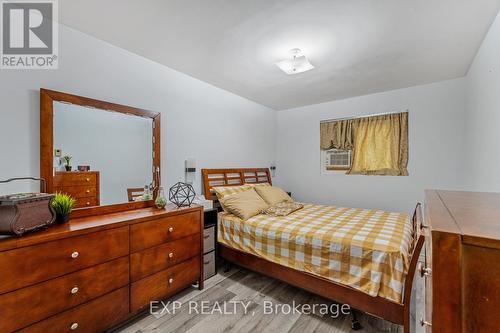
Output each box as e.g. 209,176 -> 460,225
223,261 -> 232,272
350,309 -> 362,330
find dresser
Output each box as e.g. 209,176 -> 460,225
54,171 -> 100,208
424,190 -> 500,333
0,205 -> 203,332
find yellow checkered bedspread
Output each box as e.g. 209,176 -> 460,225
218,203 -> 414,302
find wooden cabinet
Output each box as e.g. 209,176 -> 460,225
0,205 -> 203,332
54,171 -> 100,208
424,190 -> 500,333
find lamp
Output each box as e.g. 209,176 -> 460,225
275,48 -> 314,75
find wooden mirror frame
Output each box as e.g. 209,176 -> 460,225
40,88 -> 161,218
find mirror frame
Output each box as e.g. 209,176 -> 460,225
40,88 -> 161,218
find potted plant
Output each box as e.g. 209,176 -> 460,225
155,186 -> 167,209
62,155 -> 72,171
51,193 -> 76,223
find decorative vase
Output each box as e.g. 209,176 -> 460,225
56,213 -> 70,224
65,165 -> 72,171
155,187 -> 167,209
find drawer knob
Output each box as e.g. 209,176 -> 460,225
168,227 -> 174,233
86,178 -> 90,182
418,262 -> 432,277
420,318 -> 432,327
86,190 -> 90,193
168,252 -> 174,258
70,286 -> 79,294
204,260 -> 210,265
203,234 -> 210,239
71,251 -> 79,259
70,322 -> 79,330
86,202 -> 90,206
168,277 -> 174,284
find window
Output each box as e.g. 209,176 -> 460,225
320,112 -> 409,176
322,149 -> 352,172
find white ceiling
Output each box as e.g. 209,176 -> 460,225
59,0 -> 500,110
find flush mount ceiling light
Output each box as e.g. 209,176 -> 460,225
275,48 -> 314,75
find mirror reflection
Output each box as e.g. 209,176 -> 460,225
53,102 -> 153,207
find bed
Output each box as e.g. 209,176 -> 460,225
202,168 -> 425,333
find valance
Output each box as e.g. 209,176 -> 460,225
320,119 -> 354,150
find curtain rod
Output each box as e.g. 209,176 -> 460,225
320,109 -> 408,124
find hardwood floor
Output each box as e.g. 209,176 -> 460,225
114,266 -> 422,333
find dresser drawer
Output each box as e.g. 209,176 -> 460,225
0,227 -> 129,294
74,197 -> 98,208
18,287 -> 129,333
0,257 -> 128,332
54,186 -> 97,199
131,234 -> 201,282
54,172 -> 97,186
131,256 -> 200,312
203,251 -> 216,280
203,226 -> 215,253
130,211 -> 201,252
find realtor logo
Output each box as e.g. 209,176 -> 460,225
1,0 -> 58,69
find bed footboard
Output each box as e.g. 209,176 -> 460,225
402,203 -> 426,333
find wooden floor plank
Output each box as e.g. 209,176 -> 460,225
287,314 -> 323,333
184,301 -> 260,333
115,268 -> 414,333
142,286 -> 237,332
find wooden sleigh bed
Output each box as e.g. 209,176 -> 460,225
201,168 -> 425,333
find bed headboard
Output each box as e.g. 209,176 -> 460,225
201,168 -> 272,200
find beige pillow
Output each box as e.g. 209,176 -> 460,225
212,184 -> 253,211
254,186 -> 293,205
223,189 -> 269,220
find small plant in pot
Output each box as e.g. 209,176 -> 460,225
62,155 -> 72,171
52,193 -> 76,224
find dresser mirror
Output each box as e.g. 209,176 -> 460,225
40,89 -> 160,215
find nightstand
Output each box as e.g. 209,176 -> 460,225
203,208 -> 218,280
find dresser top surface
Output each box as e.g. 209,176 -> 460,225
0,204 -> 202,252
426,190 -> 500,246
55,171 -> 100,174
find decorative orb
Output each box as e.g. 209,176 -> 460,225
168,182 -> 196,207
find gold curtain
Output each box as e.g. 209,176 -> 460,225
348,112 -> 408,175
320,119 -> 355,150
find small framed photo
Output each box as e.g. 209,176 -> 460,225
77,165 -> 90,171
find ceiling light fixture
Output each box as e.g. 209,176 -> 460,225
275,48 -> 314,75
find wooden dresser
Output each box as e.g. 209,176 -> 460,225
0,205 -> 203,333
54,171 -> 100,208
424,190 -> 500,333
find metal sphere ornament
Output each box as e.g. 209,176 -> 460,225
168,182 -> 196,207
